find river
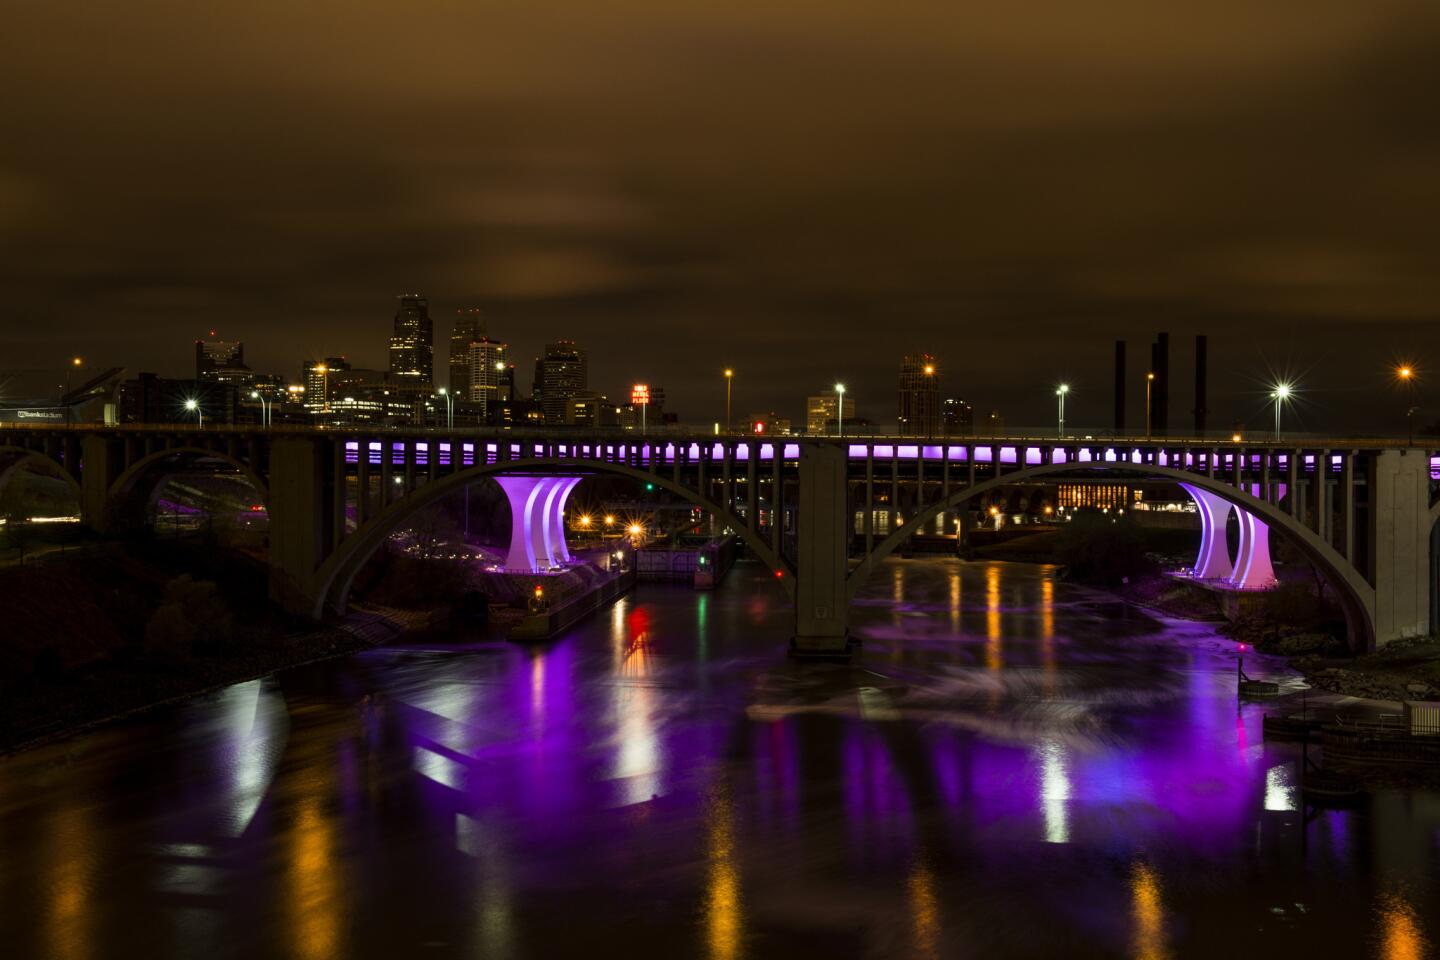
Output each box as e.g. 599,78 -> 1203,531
1,559 -> 1436,958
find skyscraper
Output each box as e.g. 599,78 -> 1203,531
389,294 -> 433,389
533,341 -> 587,424
195,331 -> 249,383
941,397 -> 973,435
302,356 -> 350,413
465,336 -> 508,414
897,354 -> 940,436
449,308 -> 485,399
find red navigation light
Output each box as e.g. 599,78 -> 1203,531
774,570 -> 783,579
753,421 -> 765,434
534,584 -> 544,597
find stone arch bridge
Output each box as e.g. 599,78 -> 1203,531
1,425 -> 1435,653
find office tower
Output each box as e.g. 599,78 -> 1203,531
465,335 -> 508,414
806,390 -> 855,434
897,354 -> 940,436
195,332 -> 249,383
389,293 -> 433,389
941,397 -> 973,435
533,340 -> 587,425
449,308 -> 485,399
302,356 -> 349,413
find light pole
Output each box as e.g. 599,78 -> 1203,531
250,390 -> 271,428
438,386 -> 454,429
1145,372 -> 1154,439
723,369 -> 733,433
1398,365 -> 1416,446
184,397 -> 203,428
64,356 -> 82,425
1271,383 -> 1292,438
834,383 -> 846,437
1055,383 -> 1069,438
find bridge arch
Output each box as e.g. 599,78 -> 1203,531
0,445 -> 82,506
107,446 -> 269,530
848,461 -> 1378,651
311,457 -> 788,619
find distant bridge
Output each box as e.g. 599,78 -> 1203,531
2,424 -> 1436,652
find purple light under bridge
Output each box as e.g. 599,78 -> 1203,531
1178,483 -> 1275,590
495,475 -> 583,573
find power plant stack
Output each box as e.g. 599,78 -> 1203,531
1113,340 -> 1126,433
1194,334 -> 1209,436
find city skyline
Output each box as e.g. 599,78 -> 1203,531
6,3 -> 1440,433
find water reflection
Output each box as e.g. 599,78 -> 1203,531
1377,887 -> 1428,960
705,779 -> 743,960
7,560 -> 1440,958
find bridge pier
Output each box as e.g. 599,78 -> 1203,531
1369,450 -> 1432,645
793,443 -> 850,655
267,436 -> 334,615
79,434 -> 121,534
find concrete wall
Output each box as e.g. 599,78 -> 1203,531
793,443 -> 849,653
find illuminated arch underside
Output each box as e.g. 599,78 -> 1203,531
496,475 -> 581,573
1178,483 -> 1275,589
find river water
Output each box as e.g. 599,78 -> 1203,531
2,559 -> 1437,959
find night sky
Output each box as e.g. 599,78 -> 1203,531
4,1 -> 1440,433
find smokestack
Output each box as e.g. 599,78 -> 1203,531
1156,332 -> 1170,435
1194,334 -> 1208,436
1114,340 -> 1126,433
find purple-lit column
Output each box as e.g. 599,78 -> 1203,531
1231,509 -> 1276,590
1179,483 -> 1234,580
497,475 -> 584,572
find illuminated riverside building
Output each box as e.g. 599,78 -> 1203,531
1055,483 -> 1142,511
898,354 -> 940,436
389,293 -> 434,389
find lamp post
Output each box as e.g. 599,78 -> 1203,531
64,356 -> 82,425
1398,365 -> 1416,446
723,369 -> 733,433
250,390 -> 272,428
184,397 -> 203,428
438,386 -> 454,429
834,383 -> 846,437
1145,372 -> 1155,439
1055,383 -> 1069,438
1271,383 -> 1292,438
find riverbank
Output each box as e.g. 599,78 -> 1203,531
0,540 -> 386,754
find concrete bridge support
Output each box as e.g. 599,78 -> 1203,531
79,434 -> 121,534
1369,450 -> 1433,643
793,443 -> 850,654
267,436 -> 334,615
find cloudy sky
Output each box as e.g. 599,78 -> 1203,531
3,0 -> 1439,432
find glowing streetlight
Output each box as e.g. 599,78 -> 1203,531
834,383 -> 846,437
1145,372 -> 1155,439
184,397 -> 203,428
578,514 -> 591,528
1398,364 -> 1418,446
250,390 -> 272,428
723,369 -> 734,433
627,523 -> 643,537
1055,383 -> 1070,438
437,386 -> 454,429
604,514 -> 615,526
64,356 -> 84,425
1270,382 -> 1293,438
923,363 -> 936,376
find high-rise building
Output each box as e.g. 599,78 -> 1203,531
532,341 -> 587,425
941,397 -> 973,435
195,332 -> 250,384
302,356 -> 350,413
806,390 -> 855,434
449,308 -> 484,399
465,336 -> 508,414
898,354 -> 940,436
389,294 -> 433,389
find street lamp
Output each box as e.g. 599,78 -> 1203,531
1145,372 -> 1155,439
1271,383 -> 1292,438
438,386 -> 454,429
184,397 -> 203,428
250,390 -> 272,428
1055,383 -> 1069,438
1398,365 -> 1417,446
834,383 -> 846,437
723,369 -> 733,433
64,356 -> 83,425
